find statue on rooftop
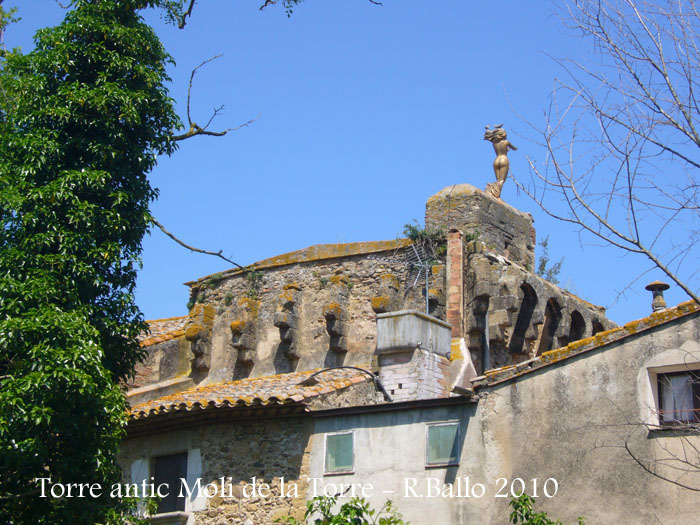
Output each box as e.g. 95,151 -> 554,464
484,124 -> 517,199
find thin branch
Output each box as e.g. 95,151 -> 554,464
151,217 -> 245,271
171,55 -> 260,142
177,0 -> 197,29
171,114 -> 259,141
624,439 -> 700,491
0,488 -> 40,501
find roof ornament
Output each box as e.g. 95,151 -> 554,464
484,124 -> 517,199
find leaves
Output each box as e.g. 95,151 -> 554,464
509,493 -> 584,525
276,495 -> 408,525
536,235 -> 564,285
0,1 -> 179,522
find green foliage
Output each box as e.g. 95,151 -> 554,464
403,220 -> 447,259
0,0 -> 179,522
245,269 -> 263,299
205,272 -> 224,289
403,220 -> 445,244
536,235 -> 564,284
224,291 -> 235,306
509,494 -> 584,525
464,230 -> 479,243
276,495 -> 407,525
281,0 -> 305,18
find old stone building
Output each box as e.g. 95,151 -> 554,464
120,184 -> 700,524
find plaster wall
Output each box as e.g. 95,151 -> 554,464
308,404 -> 495,525
306,314 -> 700,524
479,313 -> 700,524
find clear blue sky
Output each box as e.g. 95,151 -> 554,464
6,1 -> 689,325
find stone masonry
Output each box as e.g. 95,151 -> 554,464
133,184 -> 615,397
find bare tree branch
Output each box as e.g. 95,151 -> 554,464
515,0 -> 700,308
151,217 -> 246,271
177,0 -> 197,29
171,55 -> 260,142
259,0 -> 382,11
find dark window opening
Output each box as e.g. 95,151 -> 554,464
153,452 -> 188,513
509,284 -> 537,354
567,311 -> 586,344
537,298 -> 561,355
591,320 -> 604,336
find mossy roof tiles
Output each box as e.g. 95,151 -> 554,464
138,316 -> 188,348
129,368 -> 369,420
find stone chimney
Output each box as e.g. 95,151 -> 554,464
425,184 -> 535,269
375,310 -> 452,401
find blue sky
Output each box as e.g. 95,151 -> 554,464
7,0 -> 690,325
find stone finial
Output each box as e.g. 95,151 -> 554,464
645,281 -> 670,312
484,124 -> 517,199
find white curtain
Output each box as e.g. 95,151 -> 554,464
660,374 -> 694,423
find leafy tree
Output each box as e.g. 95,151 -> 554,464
509,494 -> 584,525
536,235 -> 563,284
0,1 -> 179,522
0,0 -> 385,521
276,495 -> 407,525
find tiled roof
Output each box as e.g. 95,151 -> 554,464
129,368 -> 370,420
138,316 -> 187,347
187,238 -> 413,285
475,300 -> 700,387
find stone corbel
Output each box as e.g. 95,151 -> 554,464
273,283 -> 301,359
324,276 -> 352,353
230,297 -> 260,366
184,304 -> 216,377
371,273 -> 401,314
323,302 -> 347,353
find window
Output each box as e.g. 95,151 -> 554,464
426,422 -> 460,466
153,452 -> 188,513
325,431 -> 354,474
658,371 -> 700,425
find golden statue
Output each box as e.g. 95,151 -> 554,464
484,124 -> 517,199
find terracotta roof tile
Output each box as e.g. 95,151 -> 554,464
138,316 -> 187,347
129,368 -> 370,420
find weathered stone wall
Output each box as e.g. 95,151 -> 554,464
119,417 -> 313,525
463,242 -> 615,373
133,184 -> 615,390
184,247 -> 444,383
425,184 -> 535,268
129,336 -> 192,389
424,184 -> 614,375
